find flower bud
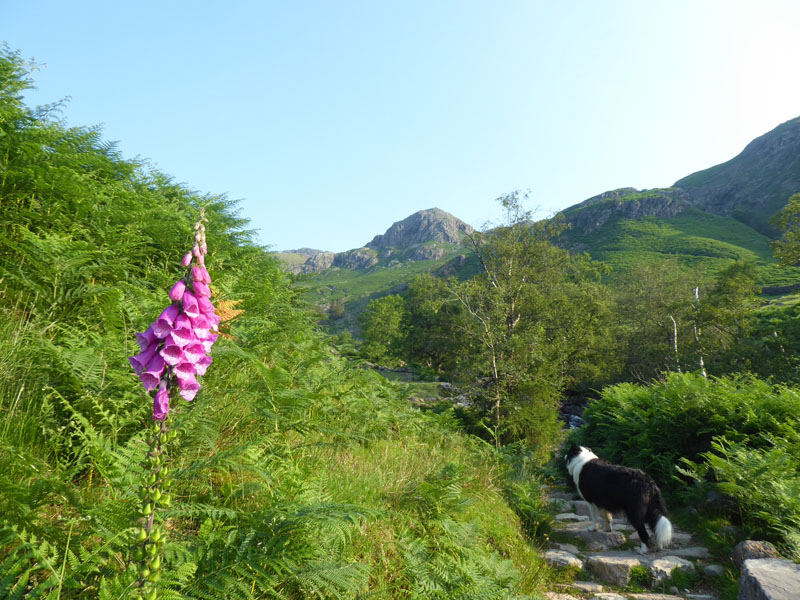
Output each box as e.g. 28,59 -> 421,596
192,281 -> 211,297
169,279 -> 186,302
181,252 -> 193,266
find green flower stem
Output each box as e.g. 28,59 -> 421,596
135,418 -> 171,599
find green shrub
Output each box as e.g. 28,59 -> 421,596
574,372 -> 800,559
575,372 -> 800,496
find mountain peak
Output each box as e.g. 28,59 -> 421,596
366,208 -> 474,250
674,115 -> 800,235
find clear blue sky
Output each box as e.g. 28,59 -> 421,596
5,0 -> 800,251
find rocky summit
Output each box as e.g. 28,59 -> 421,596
287,208 -> 473,274
365,208 -> 474,249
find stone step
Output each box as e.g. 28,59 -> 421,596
545,549 -> 584,569
584,552 -> 695,587
739,558 -> 800,600
545,483 -> 721,600
545,593 -> 703,600
555,513 -> 696,551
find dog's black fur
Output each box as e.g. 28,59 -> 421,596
565,444 -> 671,551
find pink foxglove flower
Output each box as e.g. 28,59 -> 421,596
183,343 -> 207,364
136,326 -> 157,351
197,295 -> 214,315
179,376 -> 201,401
192,281 -> 211,298
153,383 -> 170,420
194,355 -> 213,376
153,304 -> 180,339
190,314 -> 211,337
130,210 -> 217,419
192,266 -> 211,284
169,280 -> 187,302
174,361 -> 196,381
140,354 -> 166,391
160,343 -> 185,367
129,342 -> 159,375
182,291 -> 200,318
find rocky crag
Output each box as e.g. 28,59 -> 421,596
561,188 -> 692,237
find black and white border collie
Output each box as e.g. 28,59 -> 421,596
565,445 -> 673,554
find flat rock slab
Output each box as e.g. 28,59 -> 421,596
578,530 -> 629,551
670,546 -> 712,559
546,550 -> 584,569
629,595 -> 683,600
556,512 -> 590,522
590,593 -> 628,600
739,558 -> 800,600
545,594 -> 579,600
649,556 -> 695,584
586,554 -> 645,586
554,542 -> 583,555
562,581 -> 604,593
558,521 -> 629,550
549,491 -> 579,501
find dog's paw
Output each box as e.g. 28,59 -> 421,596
637,543 -> 648,555
587,524 -> 597,532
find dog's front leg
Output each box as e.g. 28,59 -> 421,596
587,504 -> 598,531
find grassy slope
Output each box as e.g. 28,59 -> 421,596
561,207 -> 800,286
294,246 -> 464,333
274,251 -> 310,267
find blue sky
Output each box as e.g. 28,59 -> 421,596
5,0 -> 800,251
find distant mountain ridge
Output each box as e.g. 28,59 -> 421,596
286,116 -> 800,332
285,208 -> 472,274
279,115 -> 800,285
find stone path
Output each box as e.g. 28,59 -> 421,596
543,489 -> 725,600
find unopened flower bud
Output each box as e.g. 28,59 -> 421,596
181,252 -> 192,267
168,280 -> 186,302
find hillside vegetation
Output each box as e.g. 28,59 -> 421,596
560,204 -> 800,286
0,50 -> 550,599
5,44 -> 800,600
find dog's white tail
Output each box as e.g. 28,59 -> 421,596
654,516 -> 673,549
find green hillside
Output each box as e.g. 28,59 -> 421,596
675,116 -> 800,236
561,206 -> 800,286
